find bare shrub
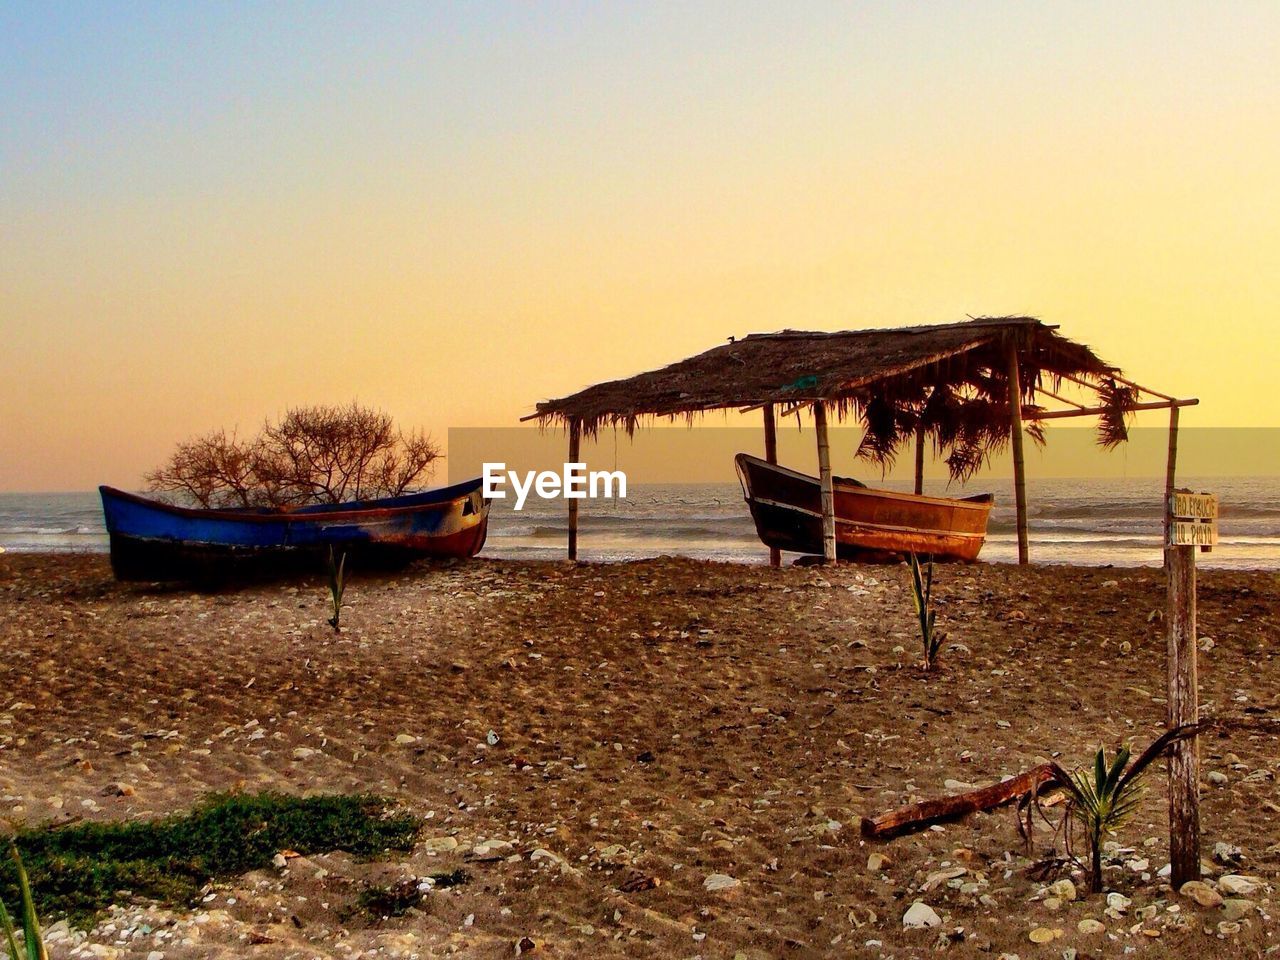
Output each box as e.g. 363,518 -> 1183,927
146,403 -> 440,508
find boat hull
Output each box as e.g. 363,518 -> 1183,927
99,481 -> 490,581
734,453 -> 993,562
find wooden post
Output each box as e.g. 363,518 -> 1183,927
1007,346 -> 1030,564
813,403 -> 837,563
1166,513 -> 1200,888
763,403 -> 781,568
1163,406 -> 1180,570
567,419 -> 581,561
913,423 -> 925,496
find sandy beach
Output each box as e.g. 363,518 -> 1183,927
2,553 -> 1278,958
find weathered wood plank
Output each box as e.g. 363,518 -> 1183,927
861,764 -> 1059,839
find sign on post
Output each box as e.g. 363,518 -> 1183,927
1170,491 -> 1218,520
1169,492 -> 1218,549
1166,488 -> 1216,888
1169,522 -> 1218,547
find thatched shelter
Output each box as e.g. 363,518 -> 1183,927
525,317 -> 1197,564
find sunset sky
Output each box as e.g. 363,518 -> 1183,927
4,2 -> 1278,491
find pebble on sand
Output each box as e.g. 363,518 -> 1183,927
1218,875 -> 1262,896
703,873 -> 741,892
1048,878 -> 1077,902
1179,880 -> 1223,908
902,902 -> 941,929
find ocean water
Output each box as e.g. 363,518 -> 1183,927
2,477 -> 1278,569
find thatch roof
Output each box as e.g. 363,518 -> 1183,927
529,316 -> 1144,480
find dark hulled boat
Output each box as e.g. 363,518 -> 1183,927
99,480 -> 490,581
735,453 -> 993,562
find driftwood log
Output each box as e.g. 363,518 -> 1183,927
860,718 -> 1262,842
861,764 -> 1061,840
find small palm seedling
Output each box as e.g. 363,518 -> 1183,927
1,844 -> 48,960
1014,724 -> 1205,897
1053,725 -> 1202,894
1064,744 -> 1145,894
326,547 -> 348,633
907,552 -> 944,671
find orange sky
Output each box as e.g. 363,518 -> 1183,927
3,4 -> 1278,491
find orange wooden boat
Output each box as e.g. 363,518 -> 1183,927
735,453 -> 994,562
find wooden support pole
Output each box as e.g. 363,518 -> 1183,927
1007,346 -> 1030,564
1164,405 -> 1180,570
763,403 -> 781,568
813,402 -> 837,563
1054,369 -> 1181,403
1029,398 -> 1199,421
1166,526 -> 1200,887
1110,371 -> 1180,403
1032,385 -> 1089,410
913,423 -> 925,496
567,419 -> 581,561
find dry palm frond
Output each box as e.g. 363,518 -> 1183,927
919,389 -> 1046,483
854,395 -> 915,473
1096,379 -> 1139,448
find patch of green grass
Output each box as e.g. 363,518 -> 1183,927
351,869 -> 469,922
0,792 -> 420,926
354,878 -> 424,920
427,868 -> 469,890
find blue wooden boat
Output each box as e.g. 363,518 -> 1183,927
99,480 -> 490,581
